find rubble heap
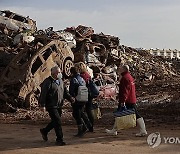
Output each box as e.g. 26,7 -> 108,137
119,46 -> 179,82
0,10 -> 180,113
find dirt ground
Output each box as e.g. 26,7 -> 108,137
0,78 -> 180,154
0,122 -> 179,154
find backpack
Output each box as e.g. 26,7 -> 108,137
75,78 -> 88,102
87,79 -> 99,98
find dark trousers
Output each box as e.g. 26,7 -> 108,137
72,101 -> 91,127
44,108 -> 63,142
125,103 -> 141,119
85,98 -> 94,126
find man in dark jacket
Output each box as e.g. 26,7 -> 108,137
39,66 -> 74,146
106,65 -> 147,136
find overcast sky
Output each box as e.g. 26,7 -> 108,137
1,0 -> 180,50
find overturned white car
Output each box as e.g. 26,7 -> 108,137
0,10 -> 36,32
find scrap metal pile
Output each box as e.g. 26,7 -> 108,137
0,10 -> 179,113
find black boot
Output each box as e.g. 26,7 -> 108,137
74,124 -> 86,137
81,119 -> 88,132
81,114 -> 93,132
56,140 -> 66,146
84,120 -> 93,132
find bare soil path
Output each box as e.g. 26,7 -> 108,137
0,123 -> 179,154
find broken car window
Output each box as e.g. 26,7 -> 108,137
12,14 -> 28,23
31,56 -> 43,75
42,47 -> 53,61
17,48 -> 36,65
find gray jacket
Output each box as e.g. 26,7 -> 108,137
39,76 -> 72,109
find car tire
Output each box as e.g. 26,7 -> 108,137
63,59 -> 73,78
25,92 -> 38,109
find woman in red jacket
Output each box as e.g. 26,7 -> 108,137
106,65 -> 147,137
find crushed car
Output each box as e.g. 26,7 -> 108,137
0,36 -> 74,111
36,27 -> 76,49
0,10 -> 37,33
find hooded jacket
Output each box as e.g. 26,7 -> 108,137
80,72 -> 91,83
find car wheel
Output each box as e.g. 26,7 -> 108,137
63,59 -> 73,77
25,92 -> 38,109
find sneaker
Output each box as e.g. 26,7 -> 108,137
55,141 -> 66,146
40,129 -> 48,141
135,132 -> 147,137
105,129 -> 118,136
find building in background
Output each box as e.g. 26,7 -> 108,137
149,49 -> 180,59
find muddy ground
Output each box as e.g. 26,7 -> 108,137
0,123 -> 179,154
0,78 -> 180,154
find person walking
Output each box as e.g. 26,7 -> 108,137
77,62 -> 94,132
69,66 -> 92,137
39,66 -> 74,146
106,65 -> 147,137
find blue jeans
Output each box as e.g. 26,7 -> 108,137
125,103 -> 141,119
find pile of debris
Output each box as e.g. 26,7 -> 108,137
0,10 -> 180,113
42,25 -> 179,83
0,10 -> 36,47
0,10 -> 37,75
119,46 -> 179,83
